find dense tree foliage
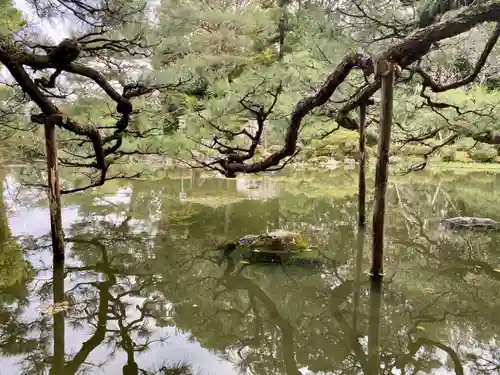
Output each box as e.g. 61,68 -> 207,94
0,0 -> 498,190
1,2 -> 500,373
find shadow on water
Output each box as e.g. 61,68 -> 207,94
1,168 -> 500,374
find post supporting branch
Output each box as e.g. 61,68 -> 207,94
371,58 -> 396,279
44,119 -> 65,263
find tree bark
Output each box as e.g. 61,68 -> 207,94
44,120 -> 65,262
371,59 -> 395,278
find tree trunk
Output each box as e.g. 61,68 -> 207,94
371,59 -> 395,278
44,120 -> 65,263
358,102 -> 367,228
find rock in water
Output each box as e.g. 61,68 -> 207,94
441,217 -> 499,230
237,234 -> 261,246
251,230 -> 308,251
221,229 -> 313,264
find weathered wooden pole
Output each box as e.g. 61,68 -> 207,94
353,98 -> 368,327
358,102 -> 367,228
371,58 -> 396,279
44,119 -> 65,263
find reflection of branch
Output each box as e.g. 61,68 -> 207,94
63,237 -> 164,375
223,274 -> 302,375
58,239 -> 114,374
457,259 -> 500,281
401,337 -> 465,375
328,278 -> 369,373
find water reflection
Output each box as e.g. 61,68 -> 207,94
1,168 -> 500,374
51,261 -> 64,375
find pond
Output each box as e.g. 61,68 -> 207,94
0,167 -> 499,375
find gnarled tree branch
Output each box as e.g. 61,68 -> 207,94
212,1 -> 500,177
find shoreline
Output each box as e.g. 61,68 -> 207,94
3,156 -> 500,175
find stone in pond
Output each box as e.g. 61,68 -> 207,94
441,217 -> 499,230
237,234 -> 261,246
250,230 -> 308,252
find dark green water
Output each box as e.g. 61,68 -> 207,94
0,168 -> 499,375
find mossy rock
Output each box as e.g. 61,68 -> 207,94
240,230 -> 313,264
252,230 -> 308,251
224,230 -> 308,251
222,230 -> 314,264
314,145 -> 339,158
468,148 -> 497,163
308,130 -> 359,159
401,145 -> 432,157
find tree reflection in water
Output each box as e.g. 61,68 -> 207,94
0,168 -> 499,374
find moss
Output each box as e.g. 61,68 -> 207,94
306,129 -> 359,159
301,147 -> 316,160
400,145 -> 432,157
430,161 -> 500,171
314,144 -> 339,157
468,148 -> 497,163
455,138 -> 477,151
251,231 -> 309,251
454,151 -> 470,162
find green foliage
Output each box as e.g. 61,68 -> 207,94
418,0 -> 475,27
0,170 -> 33,302
302,129 -> 360,159
1,0 -> 500,182
0,0 -> 25,35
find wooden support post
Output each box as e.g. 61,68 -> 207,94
44,119 -> 65,263
371,58 -> 395,278
358,102 -> 367,228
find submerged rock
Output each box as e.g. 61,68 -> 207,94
441,217 -> 500,230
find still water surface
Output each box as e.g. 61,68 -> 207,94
0,168 -> 499,375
